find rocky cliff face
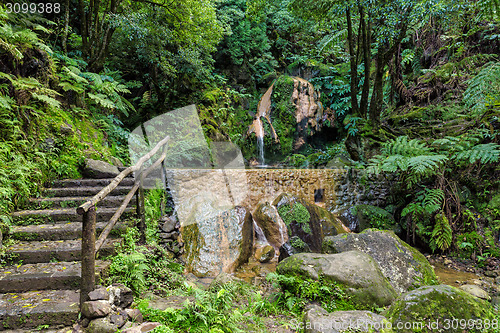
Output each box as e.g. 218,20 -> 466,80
246,75 -> 333,161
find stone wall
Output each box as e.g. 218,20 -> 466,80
164,168 -> 393,225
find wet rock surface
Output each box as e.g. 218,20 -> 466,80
385,285 -> 495,333
272,193 -> 348,254
180,199 -> 253,277
253,202 -> 288,250
277,251 -> 397,307
303,304 -> 391,333
459,284 -> 491,300
322,229 -> 437,294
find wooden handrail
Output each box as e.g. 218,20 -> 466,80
77,135 -> 170,215
79,135 -> 169,307
95,151 -> 166,252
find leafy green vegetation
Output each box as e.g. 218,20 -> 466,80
277,202 -> 311,234
0,0 -> 499,329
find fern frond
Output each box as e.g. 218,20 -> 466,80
453,143 -> 500,164
31,93 -> 61,108
88,93 -> 115,109
422,188 -> 444,214
58,81 -> 84,93
463,61 -> 500,115
382,136 -> 431,157
408,155 -> 447,173
431,213 -> 452,251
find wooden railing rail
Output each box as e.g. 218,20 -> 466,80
77,135 -> 170,215
77,136 -> 169,306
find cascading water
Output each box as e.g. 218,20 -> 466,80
253,220 -> 267,242
248,84 -> 278,166
255,122 -> 265,165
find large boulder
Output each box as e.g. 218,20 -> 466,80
253,202 -> 289,251
322,229 -> 437,294
180,200 -> 253,277
272,193 -> 348,254
385,285 -> 495,333
83,158 -> 120,179
277,251 -> 397,307
303,304 -> 392,333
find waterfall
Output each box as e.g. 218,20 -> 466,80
247,83 -> 278,165
253,219 -> 267,243
257,135 -> 265,165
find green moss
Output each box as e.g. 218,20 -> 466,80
180,223 -> 203,270
267,75 -> 297,158
389,231 -> 439,288
290,236 -> 308,251
385,285 -> 494,333
277,202 -> 311,234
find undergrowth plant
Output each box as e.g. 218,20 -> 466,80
265,272 -> 359,315
369,134 -> 500,253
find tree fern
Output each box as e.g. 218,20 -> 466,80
430,213 -> 453,252
402,188 -> 444,219
369,136 -> 447,188
463,61 -> 500,116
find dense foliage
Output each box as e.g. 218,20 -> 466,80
0,1 -> 499,329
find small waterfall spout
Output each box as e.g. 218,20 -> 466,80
257,135 -> 265,165
247,83 -> 279,166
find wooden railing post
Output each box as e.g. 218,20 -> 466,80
138,171 -> 146,243
80,205 -> 96,307
160,146 -> 167,217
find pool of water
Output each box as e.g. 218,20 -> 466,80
433,262 -> 481,287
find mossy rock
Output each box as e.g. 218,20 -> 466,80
304,305 -> 393,333
385,285 -> 495,333
351,205 -> 401,234
180,198 -> 253,277
277,251 -> 397,307
273,193 -> 347,253
322,229 -> 438,294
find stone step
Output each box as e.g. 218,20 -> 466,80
0,289 -> 79,330
0,261 -> 110,293
43,185 -> 134,197
5,239 -> 120,264
29,195 -> 132,209
2,328 -> 73,333
11,221 -> 130,241
12,207 -> 135,224
49,177 -> 135,188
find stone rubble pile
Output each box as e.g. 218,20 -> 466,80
158,215 -> 183,257
80,283 -> 161,333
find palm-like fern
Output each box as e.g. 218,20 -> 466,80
430,213 -> 453,251
402,188 -> 444,220
368,136 -> 448,187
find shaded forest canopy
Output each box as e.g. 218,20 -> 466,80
0,0 -> 499,257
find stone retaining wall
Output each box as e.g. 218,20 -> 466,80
163,168 -> 393,225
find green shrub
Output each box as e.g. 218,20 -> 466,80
265,272 -> 358,315
277,202 -> 311,234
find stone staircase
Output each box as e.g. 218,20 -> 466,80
0,178 -> 136,331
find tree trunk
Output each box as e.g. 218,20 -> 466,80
62,0 -> 70,53
369,52 -> 385,125
346,7 -> 359,116
79,0 -> 88,57
359,6 -> 371,117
